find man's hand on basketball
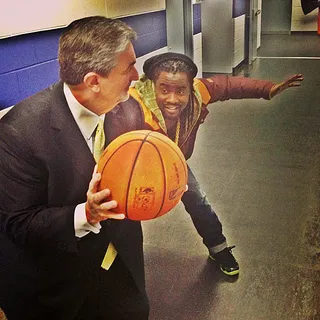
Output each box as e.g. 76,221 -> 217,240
269,73 -> 304,98
85,165 -> 125,224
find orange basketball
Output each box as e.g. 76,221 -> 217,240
97,130 -> 188,221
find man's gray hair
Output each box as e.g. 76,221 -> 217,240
58,16 -> 136,85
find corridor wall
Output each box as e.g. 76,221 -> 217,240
202,0 -> 247,74
291,0 -> 318,32
0,3 -> 202,110
261,0 -> 292,34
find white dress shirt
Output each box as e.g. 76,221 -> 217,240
63,83 -> 104,238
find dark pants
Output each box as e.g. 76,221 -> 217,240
2,256 -> 149,320
182,166 -> 227,252
76,256 -> 149,320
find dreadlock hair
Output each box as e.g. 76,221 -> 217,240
151,60 -> 195,88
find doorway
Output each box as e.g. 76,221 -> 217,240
247,0 -> 262,65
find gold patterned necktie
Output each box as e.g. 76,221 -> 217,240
93,119 -> 117,270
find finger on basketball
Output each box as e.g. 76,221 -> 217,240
88,172 -> 101,193
92,189 -> 111,204
102,212 -> 126,221
99,199 -> 118,211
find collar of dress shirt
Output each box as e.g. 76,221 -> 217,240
63,83 -> 105,141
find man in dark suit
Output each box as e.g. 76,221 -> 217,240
0,16 -> 149,319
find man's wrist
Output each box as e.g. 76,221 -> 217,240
85,203 -> 98,225
75,203 -> 101,237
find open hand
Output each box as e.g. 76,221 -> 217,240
269,74 -> 304,98
85,165 -> 125,224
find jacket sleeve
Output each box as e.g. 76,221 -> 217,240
0,123 -> 78,254
199,75 -> 275,103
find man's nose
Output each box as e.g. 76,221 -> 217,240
131,66 -> 139,81
166,92 -> 179,104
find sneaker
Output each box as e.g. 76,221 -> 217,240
209,246 -> 239,276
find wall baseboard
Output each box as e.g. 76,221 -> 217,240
261,31 -> 290,35
290,31 -> 318,34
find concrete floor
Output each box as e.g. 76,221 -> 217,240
143,34 -> 320,320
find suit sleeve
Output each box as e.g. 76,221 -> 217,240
0,123 -> 78,253
199,75 -> 275,103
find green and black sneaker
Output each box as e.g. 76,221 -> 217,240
209,246 -> 239,276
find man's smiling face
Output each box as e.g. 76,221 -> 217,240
154,71 -> 191,121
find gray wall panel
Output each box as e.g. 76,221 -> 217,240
261,0 -> 292,34
202,0 -> 233,73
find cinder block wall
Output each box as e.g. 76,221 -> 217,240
0,4 -> 202,110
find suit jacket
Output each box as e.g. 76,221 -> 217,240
0,81 -> 145,318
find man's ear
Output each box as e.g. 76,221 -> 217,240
83,72 -> 100,93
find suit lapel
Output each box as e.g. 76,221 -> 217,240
49,82 -> 96,181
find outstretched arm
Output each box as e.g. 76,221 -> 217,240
269,74 -> 304,99
197,74 -> 304,104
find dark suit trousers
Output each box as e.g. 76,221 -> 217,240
75,256 -> 149,320
1,256 -> 149,320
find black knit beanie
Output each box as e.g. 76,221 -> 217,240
143,52 -> 198,80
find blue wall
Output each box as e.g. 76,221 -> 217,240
0,29 -> 62,109
0,6 -> 202,109
0,11 -> 166,109
193,3 -> 202,35
233,0 -> 247,18
122,11 -> 167,57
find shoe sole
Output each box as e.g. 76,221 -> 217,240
220,267 -> 239,276
209,255 -> 239,276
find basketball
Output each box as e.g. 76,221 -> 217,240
97,130 -> 188,221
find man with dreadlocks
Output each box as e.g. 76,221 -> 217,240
125,52 -> 303,276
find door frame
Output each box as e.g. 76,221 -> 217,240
248,0 -> 262,65
166,0 -> 194,59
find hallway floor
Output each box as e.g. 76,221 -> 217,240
143,34 -> 320,320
